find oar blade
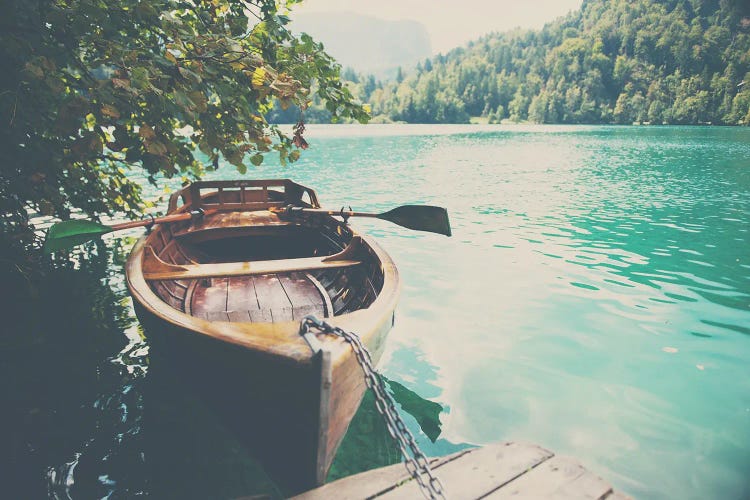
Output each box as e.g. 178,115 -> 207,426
379,205 -> 452,236
43,220 -> 114,253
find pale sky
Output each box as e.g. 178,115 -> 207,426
294,0 -> 584,54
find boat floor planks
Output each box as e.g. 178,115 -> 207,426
292,441 -> 632,500
189,272 -> 327,323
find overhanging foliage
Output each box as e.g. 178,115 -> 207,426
0,0 -> 368,255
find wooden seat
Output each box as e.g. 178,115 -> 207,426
171,210 -> 293,239
143,237 -> 365,281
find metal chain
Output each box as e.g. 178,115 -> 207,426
300,316 -> 447,500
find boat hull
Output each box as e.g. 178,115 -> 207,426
125,180 -> 400,493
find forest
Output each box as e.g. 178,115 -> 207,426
272,0 -> 750,125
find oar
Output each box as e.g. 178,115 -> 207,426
271,205 -> 452,236
42,208 -> 218,253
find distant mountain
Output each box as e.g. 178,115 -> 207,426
291,12 -> 431,80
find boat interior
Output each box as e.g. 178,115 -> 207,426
140,180 -> 385,323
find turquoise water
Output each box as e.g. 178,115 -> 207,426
4,125 -> 749,499
256,125 -> 750,499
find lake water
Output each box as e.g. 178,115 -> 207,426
6,125 -> 750,499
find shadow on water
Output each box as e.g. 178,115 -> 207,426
1,241 -> 137,498
1,241 -> 460,498
0,242 -> 279,498
328,376 -> 464,483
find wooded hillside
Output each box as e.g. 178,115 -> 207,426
333,0 -> 750,125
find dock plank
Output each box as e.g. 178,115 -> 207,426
378,442 -> 553,499
603,491 -> 632,499
293,442 -> 631,500
292,450 -> 472,500
487,455 -> 613,500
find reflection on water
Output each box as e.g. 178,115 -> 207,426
4,125 -> 750,499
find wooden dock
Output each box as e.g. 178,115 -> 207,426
293,441 -> 631,499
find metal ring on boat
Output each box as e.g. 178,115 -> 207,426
144,214 -> 156,232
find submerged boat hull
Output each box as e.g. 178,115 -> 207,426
125,180 -> 399,492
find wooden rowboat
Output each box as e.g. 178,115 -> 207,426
124,179 -> 400,492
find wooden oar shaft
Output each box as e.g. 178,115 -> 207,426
110,208 -> 219,231
295,208 -> 380,218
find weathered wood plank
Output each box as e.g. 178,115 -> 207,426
248,308 -> 273,323
292,450 -> 472,500
252,274 -> 294,323
150,281 -> 184,310
253,275 -> 291,310
278,273 -> 326,320
279,272 -> 322,307
306,272 -> 333,317
291,303 -> 324,320
487,455 -> 613,500
603,491 -> 632,500
206,311 -> 231,322
143,255 -> 361,281
378,442 -> 554,499
190,278 -> 228,315
227,276 -> 260,311
170,210 -> 292,238
270,306 -> 294,322
293,442 -> 630,500
227,310 -> 251,322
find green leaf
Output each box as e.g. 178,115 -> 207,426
188,91 -> 208,112
198,141 -> 213,156
24,60 -> 44,79
125,146 -> 143,162
252,67 -> 267,89
249,154 -> 264,166
112,78 -> 131,90
85,113 -> 97,129
130,67 -> 150,89
178,66 -> 202,84
225,147 -> 245,167
101,104 -> 120,119
174,90 -> 196,111
146,140 -> 167,155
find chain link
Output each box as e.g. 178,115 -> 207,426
300,316 -> 447,500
